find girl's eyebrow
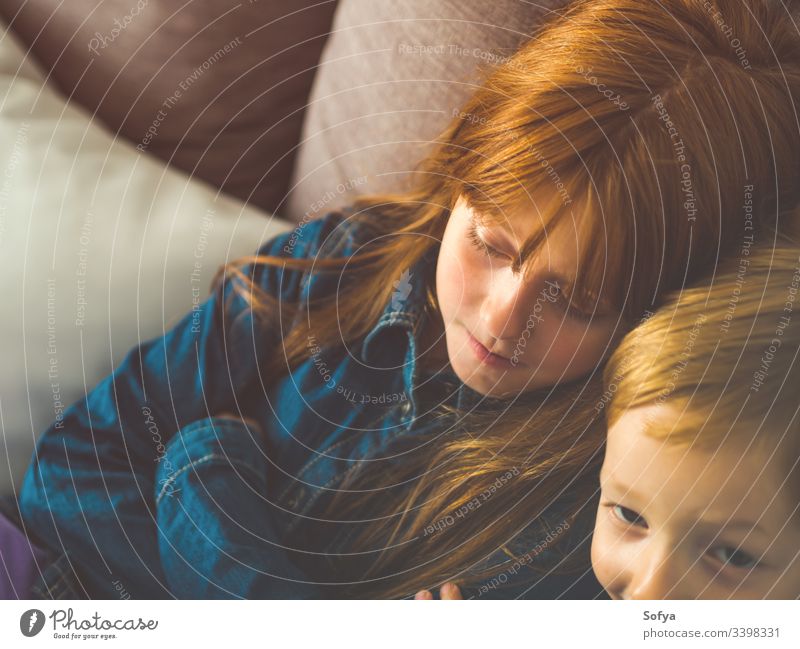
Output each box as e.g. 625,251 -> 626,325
549,273 -> 605,310
476,215 -> 529,256
475,218 -> 519,252
482,220 -> 607,310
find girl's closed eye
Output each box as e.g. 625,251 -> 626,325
467,214 -> 601,323
552,284 -> 596,323
547,279 -> 602,324
467,217 -> 510,262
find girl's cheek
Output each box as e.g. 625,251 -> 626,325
532,316 -> 589,367
541,316 -> 613,372
438,243 -> 483,311
436,254 -> 465,316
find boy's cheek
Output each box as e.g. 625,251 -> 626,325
590,517 -> 623,596
772,562 -> 800,599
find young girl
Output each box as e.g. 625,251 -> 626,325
593,243 -> 800,598
18,0 -> 800,599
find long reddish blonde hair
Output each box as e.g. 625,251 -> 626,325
214,0 -> 800,598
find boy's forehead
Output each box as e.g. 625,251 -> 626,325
606,406 -> 797,531
605,405 -> 667,462
602,405 -> 718,493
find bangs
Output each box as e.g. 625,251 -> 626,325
458,155 -> 650,321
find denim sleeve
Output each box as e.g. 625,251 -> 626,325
18,214 -> 344,598
155,417 -> 324,599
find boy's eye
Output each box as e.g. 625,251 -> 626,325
710,545 -> 758,570
612,505 -> 648,528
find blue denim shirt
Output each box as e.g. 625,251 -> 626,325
19,209 -> 605,599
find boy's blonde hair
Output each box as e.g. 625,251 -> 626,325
605,240 -> 800,498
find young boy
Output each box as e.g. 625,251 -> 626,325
592,245 -> 800,599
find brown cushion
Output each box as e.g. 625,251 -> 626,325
287,0 -> 570,223
0,0 -> 338,215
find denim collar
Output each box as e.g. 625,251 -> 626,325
359,245 -> 436,365
359,243 -> 512,424
357,245 -> 434,427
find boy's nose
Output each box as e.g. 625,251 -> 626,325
626,549 -> 684,600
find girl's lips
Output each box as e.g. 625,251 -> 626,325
466,332 -> 518,369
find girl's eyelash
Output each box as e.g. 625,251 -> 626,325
559,297 -> 594,322
467,220 -> 507,260
552,284 -> 594,322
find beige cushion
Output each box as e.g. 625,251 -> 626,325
287,0 -> 570,222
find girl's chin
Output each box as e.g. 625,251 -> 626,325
450,362 -> 517,398
451,359 -> 552,398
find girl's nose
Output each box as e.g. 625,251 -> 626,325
479,272 -> 551,343
479,280 -> 526,343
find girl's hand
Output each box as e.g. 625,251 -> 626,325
414,582 -> 462,600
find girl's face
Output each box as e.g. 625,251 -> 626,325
434,194 -> 621,398
592,405 -> 800,599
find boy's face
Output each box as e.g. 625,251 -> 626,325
592,405 -> 800,599
433,193 -> 621,398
